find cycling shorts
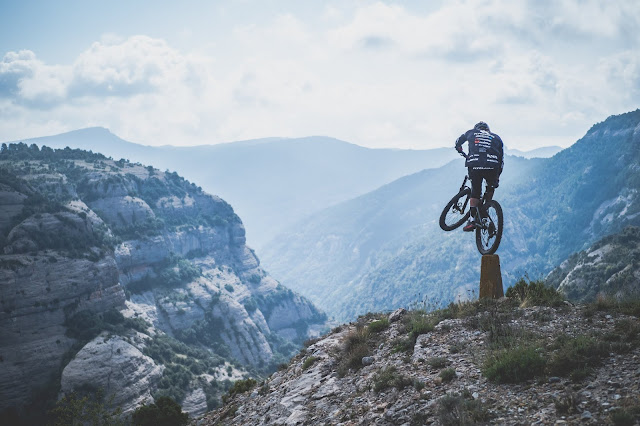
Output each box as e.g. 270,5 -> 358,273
468,168 -> 500,199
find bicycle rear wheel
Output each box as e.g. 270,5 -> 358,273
439,188 -> 471,231
475,200 -> 503,254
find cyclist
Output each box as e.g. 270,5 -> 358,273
454,121 -> 504,232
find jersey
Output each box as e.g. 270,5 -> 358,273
455,128 -> 504,171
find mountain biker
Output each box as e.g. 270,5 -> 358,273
454,121 -> 504,232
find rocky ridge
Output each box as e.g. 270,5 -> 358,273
547,226 -> 640,302
201,298 -> 640,425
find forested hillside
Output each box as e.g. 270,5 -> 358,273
262,110 -> 640,320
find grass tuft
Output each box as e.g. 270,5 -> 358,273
427,357 -> 449,369
439,368 -> 457,383
372,367 -> 412,392
337,326 -> 370,376
302,356 -> 319,370
483,345 -> 546,383
368,317 -> 390,333
436,392 -> 489,426
547,334 -> 610,379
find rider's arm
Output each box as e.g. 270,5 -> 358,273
454,133 -> 467,156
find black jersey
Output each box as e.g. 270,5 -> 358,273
455,129 -> 504,170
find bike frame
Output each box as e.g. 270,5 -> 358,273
459,174 -> 495,230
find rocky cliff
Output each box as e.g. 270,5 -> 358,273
0,143 -> 327,422
547,226 -> 640,302
201,291 -> 640,425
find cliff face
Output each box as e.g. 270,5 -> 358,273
547,226 -> 640,302
0,143 -> 327,420
0,170 -> 125,414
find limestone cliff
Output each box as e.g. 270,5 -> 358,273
0,143 -> 327,421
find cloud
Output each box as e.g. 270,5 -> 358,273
0,50 -> 37,97
360,36 -> 395,50
0,2 -> 638,151
0,36 -> 207,109
600,51 -> 640,97
0,50 -> 68,106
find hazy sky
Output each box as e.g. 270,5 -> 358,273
1,0 -> 638,150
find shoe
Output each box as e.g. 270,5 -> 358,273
463,220 -> 476,232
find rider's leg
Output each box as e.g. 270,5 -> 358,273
469,169 -> 483,221
479,171 -> 497,217
464,169 -> 482,231
469,198 -> 480,220
484,186 -> 494,202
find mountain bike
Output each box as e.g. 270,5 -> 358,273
439,174 -> 503,255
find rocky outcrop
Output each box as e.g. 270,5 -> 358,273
201,302 -> 640,425
88,195 -> 155,229
547,226 -> 640,302
60,334 -> 163,416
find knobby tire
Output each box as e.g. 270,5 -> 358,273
439,188 -> 471,231
475,199 -> 503,255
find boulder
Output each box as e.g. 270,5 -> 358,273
60,335 -> 163,416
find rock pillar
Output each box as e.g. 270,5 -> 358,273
479,254 -> 504,299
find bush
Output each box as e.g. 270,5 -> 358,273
372,367 -> 412,392
584,295 -> 640,318
436,392 -> 489,426
48,390 -> 123,426
127,257 -> 202,294
427,357 -> 449,369
391,310 -> 435,354
439,368 -> 457,383
506,278 -> 564,307
132,396 -> 188,426
222,378 -> 257,403
547,334 -> 610,379
407,311 -> 435,339
368,317 -> 390,333
337,326 -> 370,376
302,356 -> 319,370
610,405 -> 640,426
64,309 -> 149,342
483,346 -> 546,383
391,336 -> 415,354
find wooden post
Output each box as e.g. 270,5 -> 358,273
479,254 -> 504,299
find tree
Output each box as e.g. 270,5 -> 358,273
48,391 -> 123,426
131,397 -> 188,426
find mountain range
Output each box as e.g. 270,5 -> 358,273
6,129 -> 561,249
260,110 -> 640,321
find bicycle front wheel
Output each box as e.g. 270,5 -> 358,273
475,200 -> 503,254
439,188 -> 471,231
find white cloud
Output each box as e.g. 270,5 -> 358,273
0,50 -> 68,106
0,1 -> 638,151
